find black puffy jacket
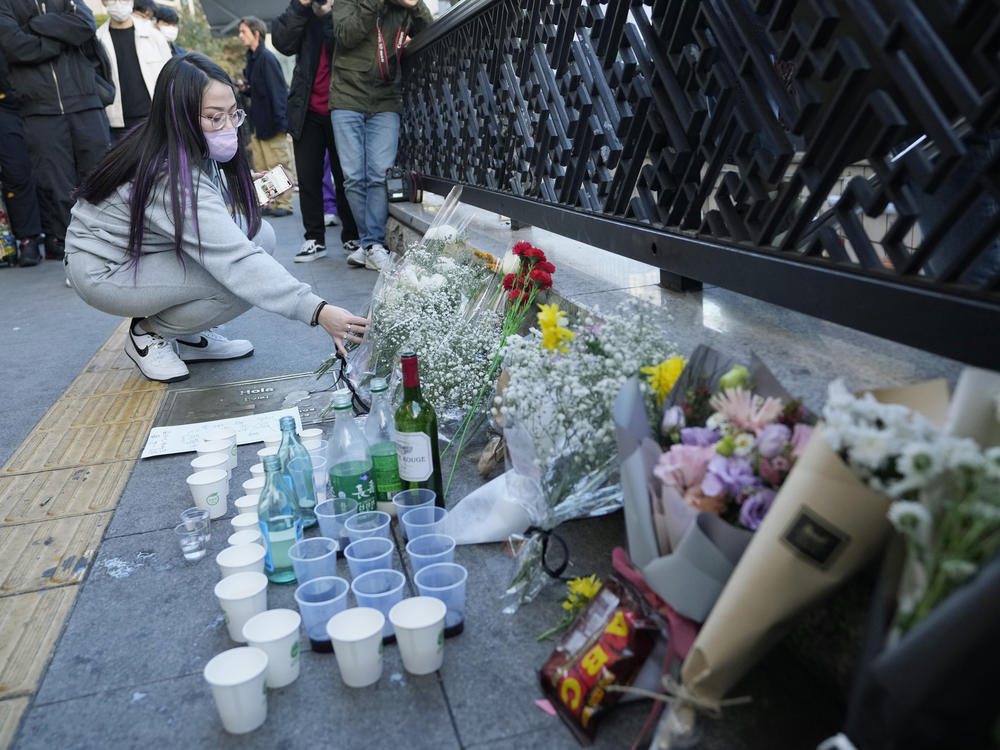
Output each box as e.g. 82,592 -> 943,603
0,0 -> 103,116
270,0 -> 333,141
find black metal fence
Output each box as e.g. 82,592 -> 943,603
397,0 -> 1000,369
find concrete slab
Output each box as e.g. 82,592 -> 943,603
0,587 -> 78,699
0,513 -> 109,595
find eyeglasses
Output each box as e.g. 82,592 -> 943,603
200,109 -> 246,130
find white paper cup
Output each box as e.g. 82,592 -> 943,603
187,468 -> 229,520
199,438 -> 237,471
228,528 -> 263,548
203,646 -> 268,734
217,543 -> 266,578
259,437 -> 281,454
249,463 -> 266,479
242,477 -> 265,500
389,597 -> 447,675
299,428 -> 324,450
230,513 -> 261,534
235,495 -> 259,515
214,571 -> 268,642
191,452 -> 231,479
326,607 -> 385,688
242,609 -> 302,688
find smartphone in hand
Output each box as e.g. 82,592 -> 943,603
253,166 -> 294,206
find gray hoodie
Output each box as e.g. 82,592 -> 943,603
65,165 -> 322,326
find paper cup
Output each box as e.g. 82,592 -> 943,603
326,607 -> 385,688
228,528 -> 263,548
215,571 -> 268,642
344,511 -> 391,544
414,562 -> 467,637
203,646 -> 268,734
406,534 -> 455,573
293,576 -> 349,651
203,427 -> 238,468
187,468 -> 229,520
315,498 -> 357,552
242,608 -> 302,688
401,506 -> 447,540
231,513 -> 260,535
217,543 -> 266,578
261,433 -> 282,450
389,597 -> 447,675
199,438 -> 237,471
242,477 -> 265,500
258,444 -> 279,460
351,568 -> 406,639
191,452 -> 231,482
345,537 -> 395,579
249,463 -> 266,479
299,428 -> 324,450
235,495 -> 259,515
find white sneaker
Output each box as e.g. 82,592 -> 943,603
124,321 -> 189,383
176,329 -> 254,362
342,239 -> 361,257
324,213 -> 341,226
365,243 -> 391,271
294,239 -> 327,263
346,245 -> 367,267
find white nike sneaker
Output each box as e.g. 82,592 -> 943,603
124,320 -> 189,383
365,243 -> 391,271
346,245 -> 367,267
176,329 -> 254,363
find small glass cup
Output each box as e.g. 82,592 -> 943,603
175,522 -> 207,561
179,507 -> 211,542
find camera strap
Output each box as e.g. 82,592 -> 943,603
376,12 -> 411,82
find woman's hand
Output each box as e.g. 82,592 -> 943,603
318,304 -> 369,357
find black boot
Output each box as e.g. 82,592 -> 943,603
17,235 -> 41,267
45,235 -> 65,261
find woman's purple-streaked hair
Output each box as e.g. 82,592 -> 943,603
75,53 -> 260,266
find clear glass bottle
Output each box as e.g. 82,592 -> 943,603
365,377 -> 403,514
325,389 -> 377,512
258,454 -> 303,584
277,415 -> 317,528
393,352 -> 444,506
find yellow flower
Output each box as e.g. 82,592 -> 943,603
641,355 -> 687,405
567,574 -> 602,601
538,303 -> 575,353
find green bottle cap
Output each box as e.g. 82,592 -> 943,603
371,377 -> 388,393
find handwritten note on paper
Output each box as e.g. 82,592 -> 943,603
141,408 -> 303,459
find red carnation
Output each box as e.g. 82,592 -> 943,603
529,268 -> 552,289
508,289 -> 524,306
512,241 -> 533,257
526,247 -> 546,262
536,260 -> 555,274
502,273 -> 516,290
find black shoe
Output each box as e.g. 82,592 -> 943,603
45,236 -> 65,261
17,236 -> 41,267
262,207 -> 293,217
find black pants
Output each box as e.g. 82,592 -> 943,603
23,108 -> 111,240
293,110 -> 358,245
0,105 -> 41,239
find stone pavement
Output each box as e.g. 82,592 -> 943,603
0,198 -> 960,749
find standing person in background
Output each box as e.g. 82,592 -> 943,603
237,16 -> 293,218
0,47 -> 43,266
0,0 -> 111,263
98,0 -> 172,140
153,5 -> 186,56
331,0 -> 432,271
131,0 -> 156,22
272,0 -> 359,263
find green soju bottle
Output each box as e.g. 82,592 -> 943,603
326,390 -> 377,513
393,352 -> 444,506
258,454 -> 303,584
365,377 -> 403,515
277,415 -> 317,528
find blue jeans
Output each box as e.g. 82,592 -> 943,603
331,110 -> 400,248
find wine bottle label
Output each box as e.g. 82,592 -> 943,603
395,430 -> 433,482
371,453 -> 402,497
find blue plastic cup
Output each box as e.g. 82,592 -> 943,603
401,506 -> 447,540
414,562 -> 467,637
344,511 -> 391,544
405,534 -> 455,574
315,498 -> 357,552
351,568 -> 406,640
287,537 -> 339,583
293,576 -> 349,652
391,489 -> 436,533
344,536 -> 395,579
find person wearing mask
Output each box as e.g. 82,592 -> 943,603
237,16 -> 293,218
65,53 -> 368,383
0,0 -> 112,262
331,0 -> 432,271
153,4 -> 186,56
271,0 -> 359,263
131,0 -> 156,22
97,0 -> 172,140
0,46 -> 43,266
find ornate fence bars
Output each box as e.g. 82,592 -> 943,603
397,0 -> 1000,369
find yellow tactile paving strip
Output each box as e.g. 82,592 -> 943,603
0,320 -> 165,748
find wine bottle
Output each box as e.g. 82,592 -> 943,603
393,352 -> 444,506
276,416 -> 317,528
365,377 -> 403,514
325,389 -> 377,513
258,454 -> 303,584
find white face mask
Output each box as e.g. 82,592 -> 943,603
105,1 -> 134,23
159,25 -> 179,42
